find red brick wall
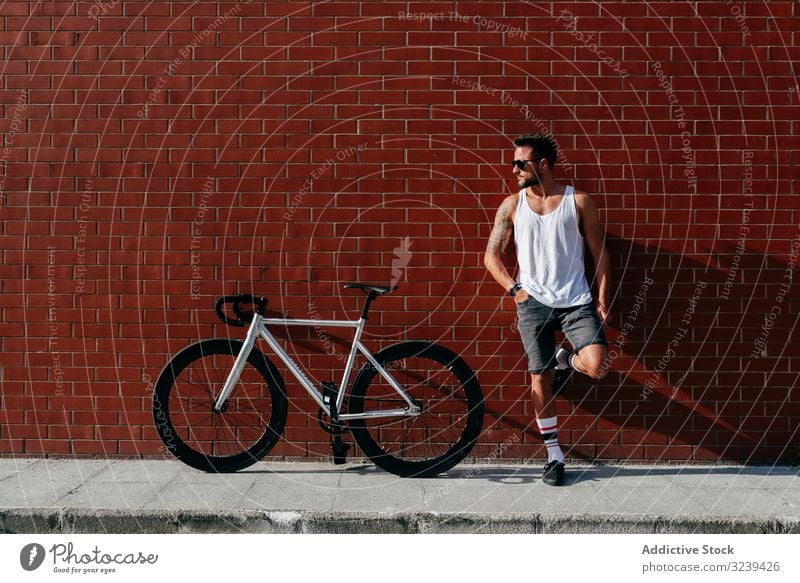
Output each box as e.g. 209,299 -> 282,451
1,0 -> 798,463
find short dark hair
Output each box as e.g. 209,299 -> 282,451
513,133 -> 559,169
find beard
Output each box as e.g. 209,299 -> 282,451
517,174 -> 541,188
517,165 -> 542,189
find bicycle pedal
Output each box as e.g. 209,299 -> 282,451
331,437 -> 349,465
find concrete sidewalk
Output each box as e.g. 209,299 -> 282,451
0,459 -> 798,534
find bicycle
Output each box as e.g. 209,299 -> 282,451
152,283 -> 485,477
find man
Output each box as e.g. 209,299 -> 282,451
484,133 -> 611,486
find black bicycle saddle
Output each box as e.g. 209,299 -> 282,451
343,283 -> 396,295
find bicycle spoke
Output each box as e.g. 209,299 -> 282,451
358,354 -> 472,462
168,354 -> 272,459
153,337 -> 288,473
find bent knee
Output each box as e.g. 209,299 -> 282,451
578,350 -> 609,380
584,364 -> 608,380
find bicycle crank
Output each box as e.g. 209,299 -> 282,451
316,407 -> 348,435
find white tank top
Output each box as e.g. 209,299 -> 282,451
513,186 -> 593,308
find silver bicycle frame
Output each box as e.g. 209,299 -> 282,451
213,313 -> 421,420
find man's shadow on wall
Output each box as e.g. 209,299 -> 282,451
510,233 -> 798,463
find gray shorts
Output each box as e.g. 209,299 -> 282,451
516,296 -> 608,374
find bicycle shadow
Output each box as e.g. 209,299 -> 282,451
235,462 -> 548,483
234,464 -> 375,475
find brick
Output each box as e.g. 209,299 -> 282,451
25,440 -> 72,455
48,425 -> 94,440
72,440 -> 115,454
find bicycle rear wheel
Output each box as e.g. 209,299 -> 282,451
152,338 -> 288,472
348,341 -> 484,477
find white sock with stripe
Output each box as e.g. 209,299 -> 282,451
536,416 -> 564,464
568,352 -> 581,372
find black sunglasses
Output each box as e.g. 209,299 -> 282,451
511,158 -> 541,170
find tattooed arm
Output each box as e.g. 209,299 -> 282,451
483,195 -> 522,296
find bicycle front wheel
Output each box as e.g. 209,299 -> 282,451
349,341 -> 484,477
152,338 -> 288,472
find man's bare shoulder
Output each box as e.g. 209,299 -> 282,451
486,193 -> 519,253
495,193 -> 519,223
572,189 -> 598,211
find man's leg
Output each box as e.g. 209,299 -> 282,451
558,301 -> 610,382
530,370 -> 555,418
530,370 -> 565,485
565,343 -> 609,379
516,298 -> 564,485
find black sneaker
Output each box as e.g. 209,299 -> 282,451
542,460 -> 565,486
551,367 -> 573,396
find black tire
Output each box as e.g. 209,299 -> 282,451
348,341 -> 484,477
152,338 -> 288,472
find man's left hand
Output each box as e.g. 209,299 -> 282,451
597,304 -> 612,324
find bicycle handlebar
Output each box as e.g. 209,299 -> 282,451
214,294 -> 267,327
